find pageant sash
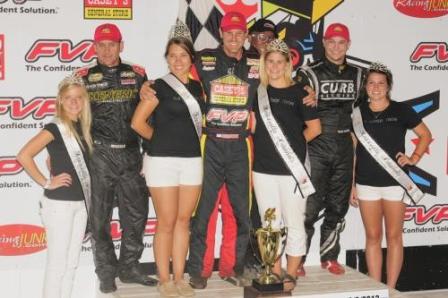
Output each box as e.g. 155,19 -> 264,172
53,119 -> 92,213
161,74 -> 202,138
352,106 -> 424,205
257,85 -> 315,198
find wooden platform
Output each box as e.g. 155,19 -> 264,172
95,265 -> 415,298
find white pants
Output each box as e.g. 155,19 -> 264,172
40,197 -> 88,298
253,172 -> 307,257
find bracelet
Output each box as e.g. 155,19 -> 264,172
43,179 -> 51,189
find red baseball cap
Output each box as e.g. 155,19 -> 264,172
324,23 -> 350,41
220,11 -> 247,32
94,23 -> 122,42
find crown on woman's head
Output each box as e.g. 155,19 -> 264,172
58,74 -> 85,90
266,39 -> 290,54
169,19 -> 193,42
369,62 -> 392,75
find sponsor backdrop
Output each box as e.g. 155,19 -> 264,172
0,0 -> 447,297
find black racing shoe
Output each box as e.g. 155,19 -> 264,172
99,278 -> 117,293
189,276 -> 208,289
118,266 -> 158,286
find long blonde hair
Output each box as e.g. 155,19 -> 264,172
56,75 -> 93,154
259,40 -> 294,87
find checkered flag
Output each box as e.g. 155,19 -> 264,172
177,0 -> 223,51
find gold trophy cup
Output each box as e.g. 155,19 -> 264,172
244,208 -> 291,297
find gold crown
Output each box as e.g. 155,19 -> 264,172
369,62 -> 392,75
169,19 -> 193,42
266,39 -> 290,54
58,74 -> 85,91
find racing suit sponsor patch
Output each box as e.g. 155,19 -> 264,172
88,73 -> 103,83
88,88 -> 138,102
210,74 -> 249,106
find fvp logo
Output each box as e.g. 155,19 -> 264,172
0,157 -> 23,176
0,34 -> 4,80
25,39 -> 95,63
410,42 -> 448,63
110,218 -> 157,241
0,97 -> 56,120
405,205 -> 448,225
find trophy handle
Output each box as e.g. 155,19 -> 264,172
274,226 -> 288,263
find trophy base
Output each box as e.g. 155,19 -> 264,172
243,279 -> 292,298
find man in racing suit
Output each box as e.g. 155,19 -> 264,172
76,23 -> 157,293
186,11 -> 260,289
295,23 -> 364,275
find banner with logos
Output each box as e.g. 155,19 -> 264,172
0,0 -> 447,296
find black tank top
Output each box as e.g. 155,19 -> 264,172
143,78 -> 205,157
44,122 -> 88,201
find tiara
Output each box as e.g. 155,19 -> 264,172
266,39 -> 290,54
369,62 -> 392,75
58,74 -> 85,90
168,19 -> 193,42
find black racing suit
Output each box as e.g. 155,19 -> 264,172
76,60 -> 149,281
188,47 -> 259,278
296,57 -> 364,262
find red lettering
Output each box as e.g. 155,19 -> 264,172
25,40 -> 96,63
110,218 -> 156,241
405,205 -> 448,225
410,42 -> 448,62
0,97 -> 56,120
434,206 -> 448,224
0,157 -> 23,176
206,109 -> 248,124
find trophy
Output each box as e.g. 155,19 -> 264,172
244,208 -> 291,297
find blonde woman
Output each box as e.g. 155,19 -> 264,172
17,75 -> 93,298
252,39 -> 321,291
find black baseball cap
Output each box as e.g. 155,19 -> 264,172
249,18 -> 277,37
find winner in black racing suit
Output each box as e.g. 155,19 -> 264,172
76,23 -> 156,293
295,23 -> 364,275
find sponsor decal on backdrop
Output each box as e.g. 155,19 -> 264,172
0,156 -> 33,188
84,0 -> 132,20
404,204 -> 448,234
0,97 -> 56,130
393,0 -> 448,18
409,42 -> 448,71
0,157 -> 23,176
24,39 -> 95,73
0,0 -> 59,15
80,217 -> 157,253
0,224 -> 46,256
0,34 -> 4,80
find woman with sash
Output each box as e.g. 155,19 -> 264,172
17,75 -> 93,298
131,22 -> 203,297
251,39 -> 321,291
350,63 -> 432,288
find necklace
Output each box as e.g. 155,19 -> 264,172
368,101 -> 390,119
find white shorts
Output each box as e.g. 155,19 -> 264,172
142,155 -> 203,187
356,184 -> 405,202
253,172 -> 307,257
